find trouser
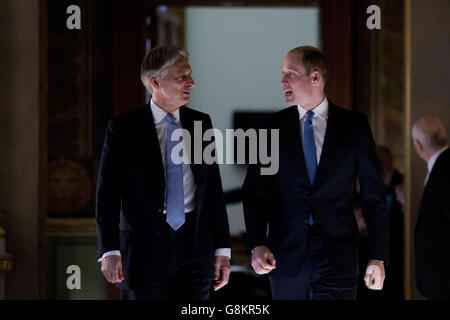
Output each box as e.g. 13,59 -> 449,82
120,210 -> 211,300
269,226 -> 358,300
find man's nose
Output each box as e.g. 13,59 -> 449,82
188,76 -> 195,87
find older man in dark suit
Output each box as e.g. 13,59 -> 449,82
412,116 -> 450,299
243,46 -> 388,300
96,45 -> 231,300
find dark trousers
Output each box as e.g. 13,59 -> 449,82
269,227 -> 357,300
120,211 -> 211,300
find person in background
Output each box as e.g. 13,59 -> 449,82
412,116 -> 450,300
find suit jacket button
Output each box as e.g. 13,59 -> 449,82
155,231 -> 161,236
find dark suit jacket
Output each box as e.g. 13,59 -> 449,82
96,105 -> 231,290
415,148 -> 450,298
243,102 -> 388,277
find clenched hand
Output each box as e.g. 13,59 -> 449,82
101,255 -> 124,284
251,246 -> 276,274
213,255 -> 231,291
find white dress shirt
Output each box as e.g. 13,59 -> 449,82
424,146 -> 449,185
99,100 -> 230,262
150,99 -> 197,213
298,97 -> 329,163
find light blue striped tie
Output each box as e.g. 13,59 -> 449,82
303,110 -> 317,226
165,114 -> 185,231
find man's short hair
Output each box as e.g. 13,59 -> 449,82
140,45 -> 189,93
412,116 -> 448,149
289,46 -> 328,82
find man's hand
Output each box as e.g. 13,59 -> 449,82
101,255 -> 124,284
213,255 -> 231,291
251,246 -> 276,275
364,259 -> 385,290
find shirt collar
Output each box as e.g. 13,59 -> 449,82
298,97 -> 328,120
427,146 -> 449,173
150,99 -> 181,124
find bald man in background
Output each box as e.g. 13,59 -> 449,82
412,116 -> 450,299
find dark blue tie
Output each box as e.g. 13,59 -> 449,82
165,114 -> 185,230
303,110 -> 317,225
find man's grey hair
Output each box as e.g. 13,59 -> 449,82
140,45 -> 189,93
412,116 -> 448,150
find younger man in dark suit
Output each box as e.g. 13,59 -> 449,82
96,45 -> 231,300
412,116 -> 450,299
243,46 -> 388,300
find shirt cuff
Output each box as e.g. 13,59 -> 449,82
98,249 -> 229,261
97,250 -> 121,262
214,248 -> 231,259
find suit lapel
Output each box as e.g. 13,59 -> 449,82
179,107 -> 205,237
313,103 -> 340,188
281,106 -> 311,187
179,107 -> 204,185
285,106 -> 305,165
140,105 -> 165,181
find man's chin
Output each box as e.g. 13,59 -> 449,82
176,98 -> 189,106
285,97 -> 294,105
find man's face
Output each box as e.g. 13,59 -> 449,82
281,53 -> 314,106
154,56 -> 195,109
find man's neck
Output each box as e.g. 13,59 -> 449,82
152,96 -> 180,114
299,93 -> 326,111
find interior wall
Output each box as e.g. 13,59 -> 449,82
185,7 -> 319,234
406,0 -> 450,299
0,0 -> 42,299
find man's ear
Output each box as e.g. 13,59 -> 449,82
150,75 -> 159,90
413,139 -> 423,152
311,70 -> 321,84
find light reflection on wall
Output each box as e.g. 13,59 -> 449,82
185,7 -> 319,234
